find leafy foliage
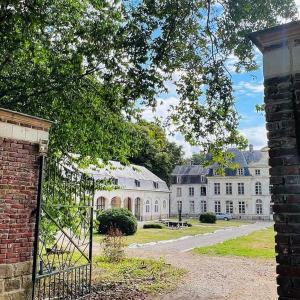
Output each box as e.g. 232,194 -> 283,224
143,223 -> 164,229
199,212 -> 217,224
0,0 -> 297,166
129,120 -> 184,185
97,208 -> 138,235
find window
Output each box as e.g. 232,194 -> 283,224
201,186 -> 206,196
226,183 -> 232,195
269,185 -> 273,195
238,183 -> 245,195
239,201 -> 245,214
255,169 -> 261,175
237,168 -> 244,176
146,200 -> 150,213
96,197 -> 106,210
213,169 -> 218,176
177,187 -> 182,197
215,201 -> 221,213
201,175 -> 205,182
112,178 -> 118,185
255,182 -> 262,195
201,200 -> 207,213
154,200 -> 159,213
177,200 -> 182,211
153,181 -> 159,189
190,201 -> 195,213
214,183 -> 220,195
189,187 -> 194,196
256,199 -> 263,215
226,201 -> 233,214
163,200 -> 167,209
135,180 -> 141,187
176,176 -> 180,184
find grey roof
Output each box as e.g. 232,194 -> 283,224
172,147 -> 266,176
87,161 -> 169,192
172,165 -> 209,176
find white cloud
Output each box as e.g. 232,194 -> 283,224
234,81 -> 264,95
141,96 -> 179,122
240,126 -> 268,149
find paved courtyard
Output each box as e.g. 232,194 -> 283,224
125,221 -> 276,300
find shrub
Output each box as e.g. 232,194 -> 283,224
199,212 -> 216,224
97,208 -> 137,235
186,222 -> 193,227
143,223 -> 163,229
102,228 -> 125,263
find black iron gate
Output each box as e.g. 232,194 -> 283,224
32,156 -> 95,300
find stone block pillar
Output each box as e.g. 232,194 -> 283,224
250,21 -> 300,299
0,108 -> 51,300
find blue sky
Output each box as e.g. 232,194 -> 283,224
142,52 -> 266,157
142,0 -> 300,157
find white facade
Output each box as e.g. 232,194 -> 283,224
88,161 -> 170,221
170,147 -> 272,220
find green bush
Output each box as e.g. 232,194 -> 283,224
97,208 -> 137,235
186,222 -> 192,227
199,212 -> 216,224
143,223 -> 163,229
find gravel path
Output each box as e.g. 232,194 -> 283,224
128,221 -> 272,252
125,221 -> 276,300
137,252 -> 277,300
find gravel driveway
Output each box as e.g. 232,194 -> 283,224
125,222 -> 276,300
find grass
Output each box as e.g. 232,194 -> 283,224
92,256 -> 185,294
193,226 -> 275,259
94,219 -> 252,246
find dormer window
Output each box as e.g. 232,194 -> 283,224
112,178 -> 118,185
237,168 -> 244,176
135,179 -> 140,187
153,181 -> 159,189
176,176 -> 180,184
255,169 -> 261,175
213,169 -> 217,176
201,175 -> 205,182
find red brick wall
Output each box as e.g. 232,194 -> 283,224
0,137 -> 40,264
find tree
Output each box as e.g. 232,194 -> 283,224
191,153 -> 206,165
0,0 -> 297,165
129,120 -> 184,185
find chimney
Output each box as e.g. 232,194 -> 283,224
249,144 -> 254,152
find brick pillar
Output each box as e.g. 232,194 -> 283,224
0,108 -> 51,300
250,21 -> 300,299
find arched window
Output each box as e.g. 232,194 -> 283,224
255,182 -> 262,195
154,200 -> 159,213
256,199 -> 263,215
111,197 -> 121,208
146,200 -> 150,213
163,200 -> 167,209
96,197 -> 106,210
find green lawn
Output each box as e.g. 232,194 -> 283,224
94,219 -> 252,246
193,226 -> 275,259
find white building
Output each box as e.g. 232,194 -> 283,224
170,146 -> 272,220
89,161 -> 170,221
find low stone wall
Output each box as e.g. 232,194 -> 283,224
0,261 -> 32,300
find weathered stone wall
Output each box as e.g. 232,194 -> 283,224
0,108 -> 51,300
